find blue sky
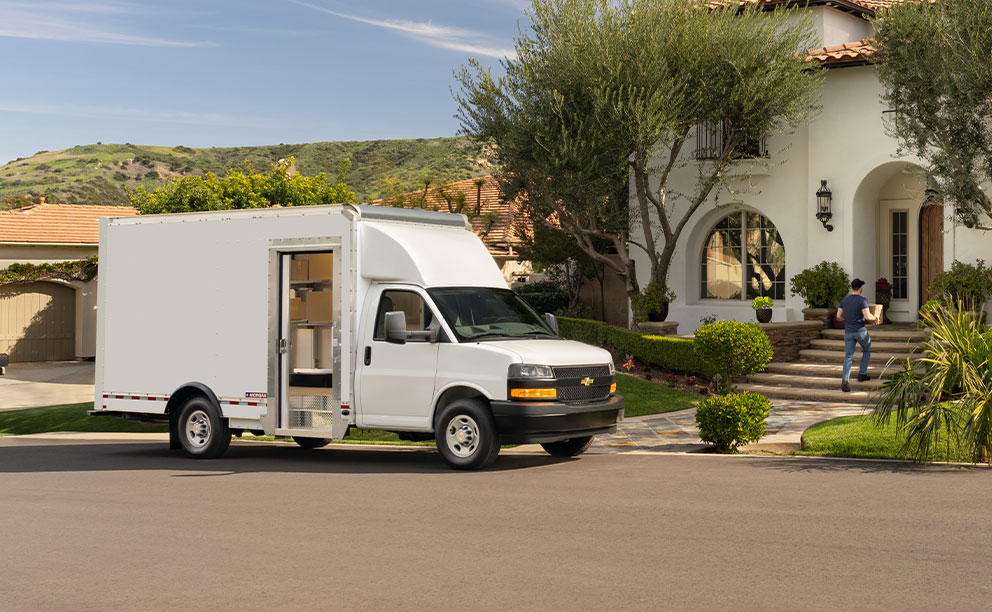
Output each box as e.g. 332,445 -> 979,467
0,0 -> 528,164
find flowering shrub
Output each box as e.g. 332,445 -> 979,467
876,277 -> 891,291
667,373 -> 676,387
621,354 -> 635,372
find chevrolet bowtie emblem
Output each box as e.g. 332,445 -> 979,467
580,377 -> 594,387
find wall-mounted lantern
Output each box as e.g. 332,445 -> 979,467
815,180 -> 834,231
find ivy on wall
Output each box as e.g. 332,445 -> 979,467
0,257 -> 98,286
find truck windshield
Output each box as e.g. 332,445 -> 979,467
427,287 -> 557,342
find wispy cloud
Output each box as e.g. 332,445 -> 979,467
0,1 -> 216,47
0,101 -> 251,127
290,0 -> 515,59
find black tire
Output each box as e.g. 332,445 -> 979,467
541,436 -> 594,457
175,395 -> 230,459
435,399 -> 500,470
293,436 -> 331,449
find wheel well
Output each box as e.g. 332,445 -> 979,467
165,384 -> 222,448
432,386 -> 489,430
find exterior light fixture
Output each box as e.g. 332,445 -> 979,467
815,180 -> 834,231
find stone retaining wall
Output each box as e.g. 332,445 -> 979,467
757,320 -> 824,362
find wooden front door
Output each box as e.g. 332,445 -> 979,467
919,204 -> 944,305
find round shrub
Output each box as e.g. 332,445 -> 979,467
928,259 -> 992,308
790,261 -> 849,308
693,321 -> 773,382
695,391 -> 772,452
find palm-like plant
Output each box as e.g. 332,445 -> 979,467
873,302 -> 992,463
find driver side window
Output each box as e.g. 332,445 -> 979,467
373,290 -> 433,341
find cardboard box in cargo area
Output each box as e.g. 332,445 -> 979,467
307,290 -> 334,322
292,327 -> 314,369
290,259 -> 308,282
289,297 -> 305,321
309,253 -> 333,281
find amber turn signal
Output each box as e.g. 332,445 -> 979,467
510,388 -> 557,399
610,383 -> 617,394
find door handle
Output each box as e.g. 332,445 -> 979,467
364,346 -> 372,366
279,338 -> 288,354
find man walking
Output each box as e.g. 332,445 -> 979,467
837,278 -> 880,392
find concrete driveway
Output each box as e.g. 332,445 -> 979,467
0,361 -> 95,411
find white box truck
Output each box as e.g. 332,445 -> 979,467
91,204 -> 623,469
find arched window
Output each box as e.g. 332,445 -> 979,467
700,211 -> 785,300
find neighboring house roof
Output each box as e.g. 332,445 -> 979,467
806,39 -> 877,68
0,203 -> 138,244
370,175 -> 531,257
706,0 -> 900,15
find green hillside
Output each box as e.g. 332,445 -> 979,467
0,137 -> 490,209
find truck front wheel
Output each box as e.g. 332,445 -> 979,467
541,436 -> 594,457
435,399 -> 499,470
293,436 -> 331,449
176,396 -> 230,459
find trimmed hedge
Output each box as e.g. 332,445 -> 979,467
558,317 -> 705,374
695,391 -> 772,453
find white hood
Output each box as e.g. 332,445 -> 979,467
483,339 -> 613,367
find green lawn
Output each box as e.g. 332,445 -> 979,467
0,403 -> 167,435
0,377 -> 694,439
616,373 -> 699,417
797,415 -> 972,463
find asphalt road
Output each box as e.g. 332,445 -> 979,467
1,438 -> 990,611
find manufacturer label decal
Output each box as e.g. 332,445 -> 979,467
580,377 -> 594,387
245,392 -> 268,399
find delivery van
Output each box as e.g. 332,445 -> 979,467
91,204 -> 623,469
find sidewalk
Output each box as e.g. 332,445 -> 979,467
0,361 -> 95,411
589,399 -> 869,453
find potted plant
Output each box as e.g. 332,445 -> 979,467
875,277 -> 891,323
632,283 -> 676,323
751,296 -> 773,322
927,259 -> 992,321
790,261 -> 849,327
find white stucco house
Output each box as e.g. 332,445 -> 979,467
632,0 -> 990,331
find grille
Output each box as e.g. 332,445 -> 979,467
557,384 -> 611,403
288,395 -> 334,429
552,365 -> 611,379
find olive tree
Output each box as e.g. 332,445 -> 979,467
873,0 -> 992,230
455,0 -> 822,320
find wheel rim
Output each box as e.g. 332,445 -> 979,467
445,414 -> 480,458
184,408 -> 211,448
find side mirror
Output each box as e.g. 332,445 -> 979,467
384,311 -> 408,344
544,313 -> 559,335
0,352 -> 7,375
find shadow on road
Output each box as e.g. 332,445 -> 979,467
739,454 -> 989,475
0,439 -> 575,476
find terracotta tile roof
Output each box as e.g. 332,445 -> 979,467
706,0 -> 901,12
806,39 -> 877,66
0,203 -> 138,244
370,175 -> 530,255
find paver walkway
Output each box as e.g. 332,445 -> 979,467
589,399 -> 869,453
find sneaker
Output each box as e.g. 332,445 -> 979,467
858,374 -> 871,382
841,382 -> 851,392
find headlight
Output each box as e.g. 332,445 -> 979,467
508,364 -> 554,379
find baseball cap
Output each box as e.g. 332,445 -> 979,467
851,278 -> 865,289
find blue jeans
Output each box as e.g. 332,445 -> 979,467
842,330 -> 871,383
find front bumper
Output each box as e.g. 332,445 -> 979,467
490,395 -> 624,444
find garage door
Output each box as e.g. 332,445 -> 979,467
0,282 -> 76,362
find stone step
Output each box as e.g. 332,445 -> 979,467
747,372 -> 883,391
809,338 -> 923,352
735,382 -> 875,403
799,349 -> 919,364
820,328 -> 929,342
764,361 -> 918,378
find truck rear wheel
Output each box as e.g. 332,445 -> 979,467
541,436 -> 594,457
435,399 -> 500,470
176,396 -> 230,459
293,436 -> 331,449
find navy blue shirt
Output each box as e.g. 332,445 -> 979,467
840,294 -> 870,333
